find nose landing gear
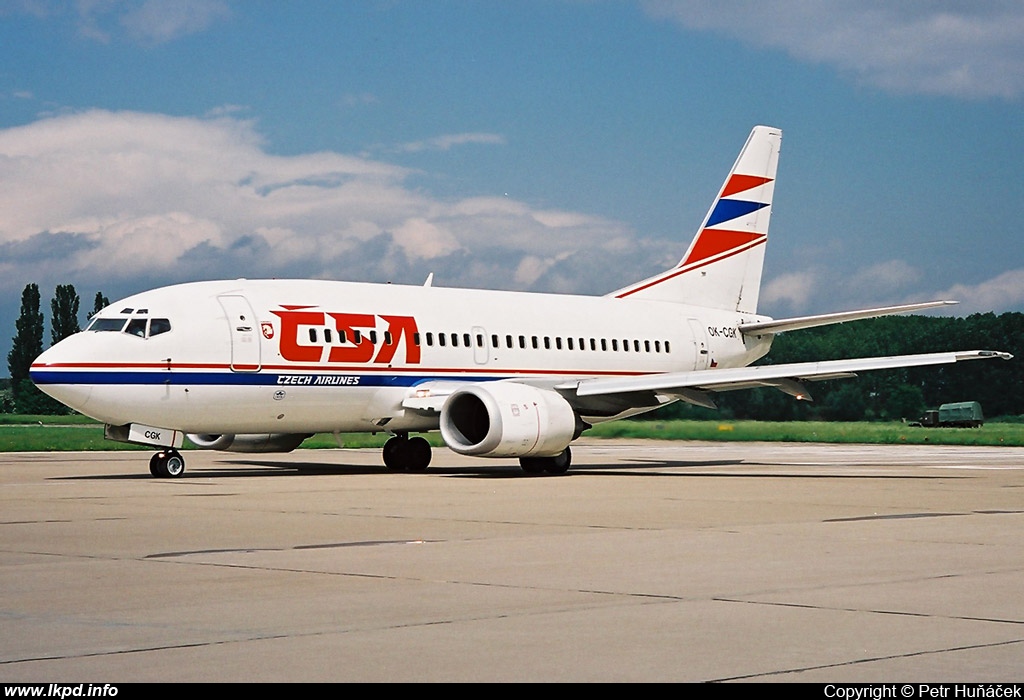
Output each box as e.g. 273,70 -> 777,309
150,449 -> 185,478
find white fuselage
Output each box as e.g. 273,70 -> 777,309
32,279 -> 773,434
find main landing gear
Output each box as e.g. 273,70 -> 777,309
150,449 -> 185,478
519,446 -> 571,475
382,434 -> 432,472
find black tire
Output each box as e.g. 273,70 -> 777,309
519,457 -> 544,474
520,447 -> 571,475
152,450 -> 185,478
382,436 -> 406,471
405,436 -> 432,472
543,447 -> 571,475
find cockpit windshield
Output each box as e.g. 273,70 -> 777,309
86,310 -> 171,339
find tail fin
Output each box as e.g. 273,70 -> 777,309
610,125 -> 781,314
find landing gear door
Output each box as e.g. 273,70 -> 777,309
218,295 -> 261,372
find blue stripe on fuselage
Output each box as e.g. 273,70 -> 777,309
30,370 -> 501,387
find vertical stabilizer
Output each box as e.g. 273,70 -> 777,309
610,126 -> 781,313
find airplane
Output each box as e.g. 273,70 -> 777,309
30,126 -> 1012,477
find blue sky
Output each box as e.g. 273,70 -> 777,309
2,1 -> 1023,367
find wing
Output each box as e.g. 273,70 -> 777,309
557,350 -> 1013,410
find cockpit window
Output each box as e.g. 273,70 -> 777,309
88,317 -> 129,332
125,319 -> 147,337
149,319 -> 171,337
86,315 -> 172,338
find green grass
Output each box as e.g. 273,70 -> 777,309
2,415 -> 1022,451
588,419 -> 1024,446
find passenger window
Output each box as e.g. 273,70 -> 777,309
149,318 -> 172,337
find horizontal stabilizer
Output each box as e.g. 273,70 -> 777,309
739,301 -> 958,336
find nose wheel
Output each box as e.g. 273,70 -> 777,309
150,449 -> 186,478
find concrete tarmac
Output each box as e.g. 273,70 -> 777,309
1,439 -> 1022,682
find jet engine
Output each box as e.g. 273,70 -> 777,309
439,383 -> 577,457
186,433 -> 313,453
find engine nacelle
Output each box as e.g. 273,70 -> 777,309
440,383 -> 576,457
186,433 -> 312,453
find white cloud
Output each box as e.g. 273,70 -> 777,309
120,0 -> 230,45
382,132 -> 507,155
0,110 -> 641,304
761,271 -> 818,311
932,269 -> 1024,315
847,260 -> 922,298
760,261 -> 1023,318
644,1 -> 1024,99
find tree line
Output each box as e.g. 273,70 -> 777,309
658,312 -> 1023,422
5,281 -> 1022,420
4,284 -> 108,414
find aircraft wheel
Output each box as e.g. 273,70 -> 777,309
152,449 -> 185,478
382,436 -> 406,471
383,435 -> 432,472
519,447 -> 571,475
405,436 -> 432,472
543,447 -> 571,474
519,457 -> 546,474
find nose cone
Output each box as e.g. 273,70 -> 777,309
30,335 -> 94,413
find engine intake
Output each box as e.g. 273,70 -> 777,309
440,383 -> 576,457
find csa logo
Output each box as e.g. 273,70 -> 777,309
271,306 -> 421,365
261,322 -> 275,340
